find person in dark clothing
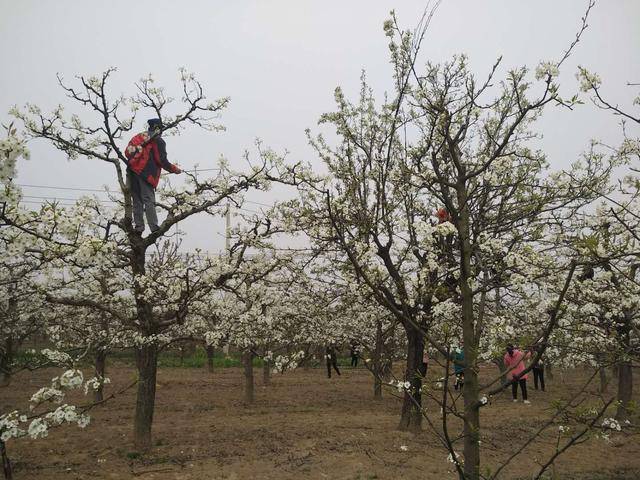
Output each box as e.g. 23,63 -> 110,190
530,347 -> 546,391
453,342 -> 465,391
422,348 -> 429,377
125,118 -> 181,233
326,345 -> 341,378
350,343 -> 359,367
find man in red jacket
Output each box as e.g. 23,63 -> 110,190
125,118 -> 181,233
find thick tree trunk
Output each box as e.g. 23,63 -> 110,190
243,350 -> 255,403
616,360 -> 633,421
615,317 -> 633,421
263,359 -> 271,386
599,366 -> 608,393
462,355 -> 480,480
205,345 -> 215,373
94,349 -> 107,403
458,187 -> 481,480
0,338 -> 13,387
1,440 -> 12,480
493,357 -> 507,386
398,323 -> 424,432
373,320 -> 384,399
133,343 -> 158,451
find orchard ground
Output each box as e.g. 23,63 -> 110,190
2,359 -> 639,480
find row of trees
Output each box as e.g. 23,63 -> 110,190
2,4 -> 638,480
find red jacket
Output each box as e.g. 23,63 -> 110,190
126,132 -> 179,188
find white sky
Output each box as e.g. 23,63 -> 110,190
1,0 -> 639,252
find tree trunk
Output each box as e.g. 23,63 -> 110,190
398,323 -> 424,432
615,360 -> 633,421
599,366 -> 608,393
493,357 -> 507,386
458,188 -> 481,480
0,338 -> 13,387
94,349 -> 107,403
243,350 -> 255,403
1,440 -> 12,480
205,345 -> 215,373
263,359 -> 271,386
373,320 -> 384,399
133,343 -> 158,452
545,363 -> 554,381
615,316 -> 633,421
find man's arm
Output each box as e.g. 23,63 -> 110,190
156,137 -> 181,174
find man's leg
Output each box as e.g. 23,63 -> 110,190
333,358 -> 341,376
521,379 -> 528,401
533,368 -> 540,390
511,379 -> 518,400
540,368 -> 545,391
127,171 -> 144,232
139,180 -> 159,232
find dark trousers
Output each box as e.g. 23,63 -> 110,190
511,378 -> 528,400
533,367 -> 545,391
127,170 -> 158,232
350,355 -> 358,367
327,356 -> 341,378
454,372 -> 464,390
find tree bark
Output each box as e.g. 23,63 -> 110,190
599,366 -> 608,393
263,359 -> 271,386
458,184 -> 481,480
616,360 -> 633,421
133,343 -> 158,451
1,440 -> 12,480
615,316 -> 633,421
545,363 -> 554,381
205,345 -> 215,373
243,350 -> 255,403
94,349 -> 107,403
398,323 -> 424,432
373,319 -> 384,399
0,337 -> 13,387
493,357 -> 507,387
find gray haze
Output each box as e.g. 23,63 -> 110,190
1,0 -> 639,252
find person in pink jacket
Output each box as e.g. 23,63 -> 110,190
504,344 -> 530,404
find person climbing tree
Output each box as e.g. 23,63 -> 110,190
125,118 -> 182,234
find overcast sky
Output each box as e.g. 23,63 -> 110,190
1,0 -> 639,252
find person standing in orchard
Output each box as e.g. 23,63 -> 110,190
504,344 -> 531,404
125,118 -> 182,234
350,342 -> 359,367
454,342 -> 465,391
529,345 -> 546,392
326,344 -> 341,378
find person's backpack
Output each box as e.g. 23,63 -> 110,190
125,132 -> 155,172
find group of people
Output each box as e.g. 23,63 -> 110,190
503,344 -> 546,404
441,342 -> 546,403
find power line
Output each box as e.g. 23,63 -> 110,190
18,196 -> 260,214
22,195 -> 117,203
19,184 -> 109,193
17,183 -> 276,209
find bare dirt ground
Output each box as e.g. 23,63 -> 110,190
2,363 -> 639,480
